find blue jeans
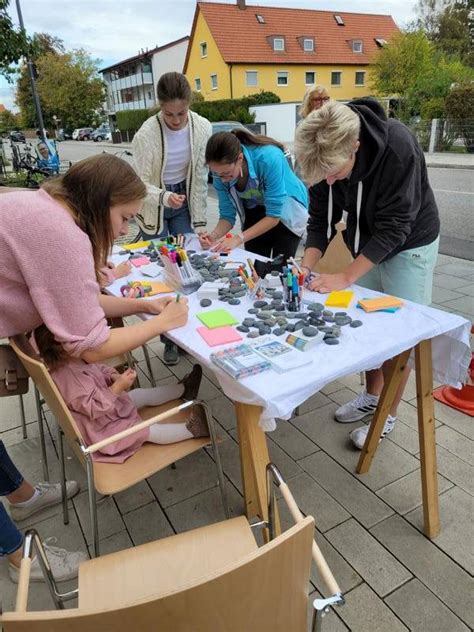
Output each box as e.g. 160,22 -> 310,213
0,441 -> 24,556
140,181 -> 193,240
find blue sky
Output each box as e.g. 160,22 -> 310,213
2,0 -> 418,112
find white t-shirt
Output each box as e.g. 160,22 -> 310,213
163,123 -> 191,185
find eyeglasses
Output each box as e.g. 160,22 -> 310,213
312,96 -> 330,104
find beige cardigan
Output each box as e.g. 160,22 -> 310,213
132,111 -> 212,236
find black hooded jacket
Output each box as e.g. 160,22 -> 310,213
306,98 -> 440,264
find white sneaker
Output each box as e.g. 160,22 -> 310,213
335,391 -> 379,423
350,416 -> 397,450
9,481 -> 80,522
9,538 -> 88,583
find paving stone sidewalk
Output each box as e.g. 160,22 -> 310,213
0,251 -> 472,630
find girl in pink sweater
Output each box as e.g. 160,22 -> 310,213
34,325 -> 209,463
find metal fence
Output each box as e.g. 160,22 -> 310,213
408,119 -> 474,153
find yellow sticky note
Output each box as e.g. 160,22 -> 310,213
122,240 -> 151,250
325,291 -> 354,308
358,296 -> 404,312
147,282 -> 173,296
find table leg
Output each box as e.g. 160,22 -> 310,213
357,349 -> 412,474
235,402 -> 280,537
415,340 -> 440,538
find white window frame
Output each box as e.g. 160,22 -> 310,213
246,70 -> 258,87
200,42 -> 207,58
303,38 -> 314,52
355,71 -> 365,86
334,15 -> 344,26
273,37 -> 285,51
305,71 -> 315,86
352,40 -> 363,53
277,71 -> 289,86
256,14 -> 265,24
331,70 -> 342,87
195,77 -> 202,92
210,73 -> 218,90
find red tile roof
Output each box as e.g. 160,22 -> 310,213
186,2 -> 399,68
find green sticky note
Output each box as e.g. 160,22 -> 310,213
196,309 -> 239,329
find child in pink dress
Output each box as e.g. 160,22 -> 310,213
34,325 -> 208,463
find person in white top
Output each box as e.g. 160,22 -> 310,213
132,72 -> 212,364
132,72 -> 212,240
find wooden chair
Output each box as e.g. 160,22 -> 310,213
3,464 -> 344,632
10,334 -> 229,557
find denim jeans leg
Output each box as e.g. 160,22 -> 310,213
0,503 -> 23,556
0,441 -> 24,496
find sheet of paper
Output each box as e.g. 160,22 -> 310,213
196,325 -> 242,347
140,262 -> 162,278
196,309 -> 239,329
130,256 -> 150,267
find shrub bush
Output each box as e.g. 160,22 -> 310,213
191,91 -> 280,123
116,109 -> 150,132
445,84 -> 474,153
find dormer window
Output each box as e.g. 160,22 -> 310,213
273,37 -> 285,51
303,38 -> 314,52
255,14 -> 265,24
352,40 -> 363,53
334,15 -> 344,26
374,37 -> 387,47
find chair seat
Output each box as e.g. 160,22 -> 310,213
93,400 -> 210,496
78,516 -> 257,610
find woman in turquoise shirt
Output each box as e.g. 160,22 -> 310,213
200,130 -> 308,258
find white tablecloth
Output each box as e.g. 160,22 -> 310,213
109,237 -> 471,430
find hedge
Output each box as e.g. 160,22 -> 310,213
116,109 -> 150,132
190,91 -> 280,123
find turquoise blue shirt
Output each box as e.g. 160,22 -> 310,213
213,144 -> 308,226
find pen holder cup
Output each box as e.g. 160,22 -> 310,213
159,255 -> 203,295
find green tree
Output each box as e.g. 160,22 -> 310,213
416,0 -> 473,65
15,32 -> 65,127
0,0 -> 33,80
0,107 -> 20,131
16,48 -> 105,129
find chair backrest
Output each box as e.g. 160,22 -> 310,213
2,517 -> 315,632
9,335 -> 87,466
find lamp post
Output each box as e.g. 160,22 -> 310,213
14,0 -> 46,142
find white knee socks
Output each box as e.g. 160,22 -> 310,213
147,422 -> 193,444
128,385 -> 184,409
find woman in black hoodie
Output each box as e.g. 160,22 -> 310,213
294,98 -> 440,449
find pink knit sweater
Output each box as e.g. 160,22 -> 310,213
0,189 -> 109,356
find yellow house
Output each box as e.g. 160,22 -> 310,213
184,1 -> 399,102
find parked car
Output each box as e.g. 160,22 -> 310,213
211,121 -> 248,135
78,127 -> 94,141
9,130 -> 26,143
91,126 -> 112,142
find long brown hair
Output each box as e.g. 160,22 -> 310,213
205,129 -> 285,164
34,324 -> 68,369
42,154 -> 146,278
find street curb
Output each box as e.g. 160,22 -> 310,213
426,162 -> 474,170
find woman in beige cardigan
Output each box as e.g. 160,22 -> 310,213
132,72 -> 211,364
132,72 -> 212,239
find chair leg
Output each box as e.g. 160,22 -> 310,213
201,402 -> 230,518
34,386 -> 49,482
56,425 -> 69,525
359,371 -> 365,386
18,394 -> 27,440
85,457 -> 100,557
141,344 -> 156,387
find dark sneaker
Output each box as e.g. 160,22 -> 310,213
179,364 -> 203,401
163,342 -> 180,365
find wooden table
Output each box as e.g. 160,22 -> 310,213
234,339 -> 440,539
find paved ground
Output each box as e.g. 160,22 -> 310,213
0,239 -> 472,629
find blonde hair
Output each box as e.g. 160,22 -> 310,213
299,85 -> 330,118
294,101 -> 361,184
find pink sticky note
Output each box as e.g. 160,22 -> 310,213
131,256 -> 150,267
196,326 -> 242,347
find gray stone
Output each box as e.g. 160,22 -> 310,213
286,323 -> 296,332
276,317 -> 288,326
248,308 -> 259,314
339,583 -> 408,632
350,320 -> 363,328
302,326 -> 318,337
322,309 -> 334,317
324,337 -> 340,345
253,300 -> 268,308
228,298 -> 241,305
274,304 -> 286,311
236,325 -> 250,333
307,302 -> 324,311
294,320 -> 306,331
247,331 -> 260,338
243,318 -> 256,326
264,318 -> 276,327
273,291 -> 283,299
234,290 -> 247,298
323,314 -> 336,322
335,311 -> 347,317
273,327 -> 286,336
199,298 -> 212,307
319,326 -> 334,333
